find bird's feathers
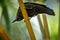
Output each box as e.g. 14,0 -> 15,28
12,2 -> 55,23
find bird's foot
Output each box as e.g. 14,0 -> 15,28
24,18 -> 31,22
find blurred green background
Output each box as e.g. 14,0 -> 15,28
0,0 -> 59,40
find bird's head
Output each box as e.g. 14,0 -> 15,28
38,5 -> 55,16
43,6 -> 55,16
46,8 -> 55,16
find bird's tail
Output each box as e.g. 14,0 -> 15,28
12,19 -> 16,23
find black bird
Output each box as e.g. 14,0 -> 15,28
12,2 -> 55,23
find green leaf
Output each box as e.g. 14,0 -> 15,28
2,4 -> 11,33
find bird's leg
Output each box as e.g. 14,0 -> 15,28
24,17 -> 31,22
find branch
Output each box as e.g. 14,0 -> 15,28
38,0 -> 50,40
18,0 -> 36,40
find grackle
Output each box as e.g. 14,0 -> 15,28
12,2 -> 55,23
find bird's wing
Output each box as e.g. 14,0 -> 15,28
24,3 -> 36,10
